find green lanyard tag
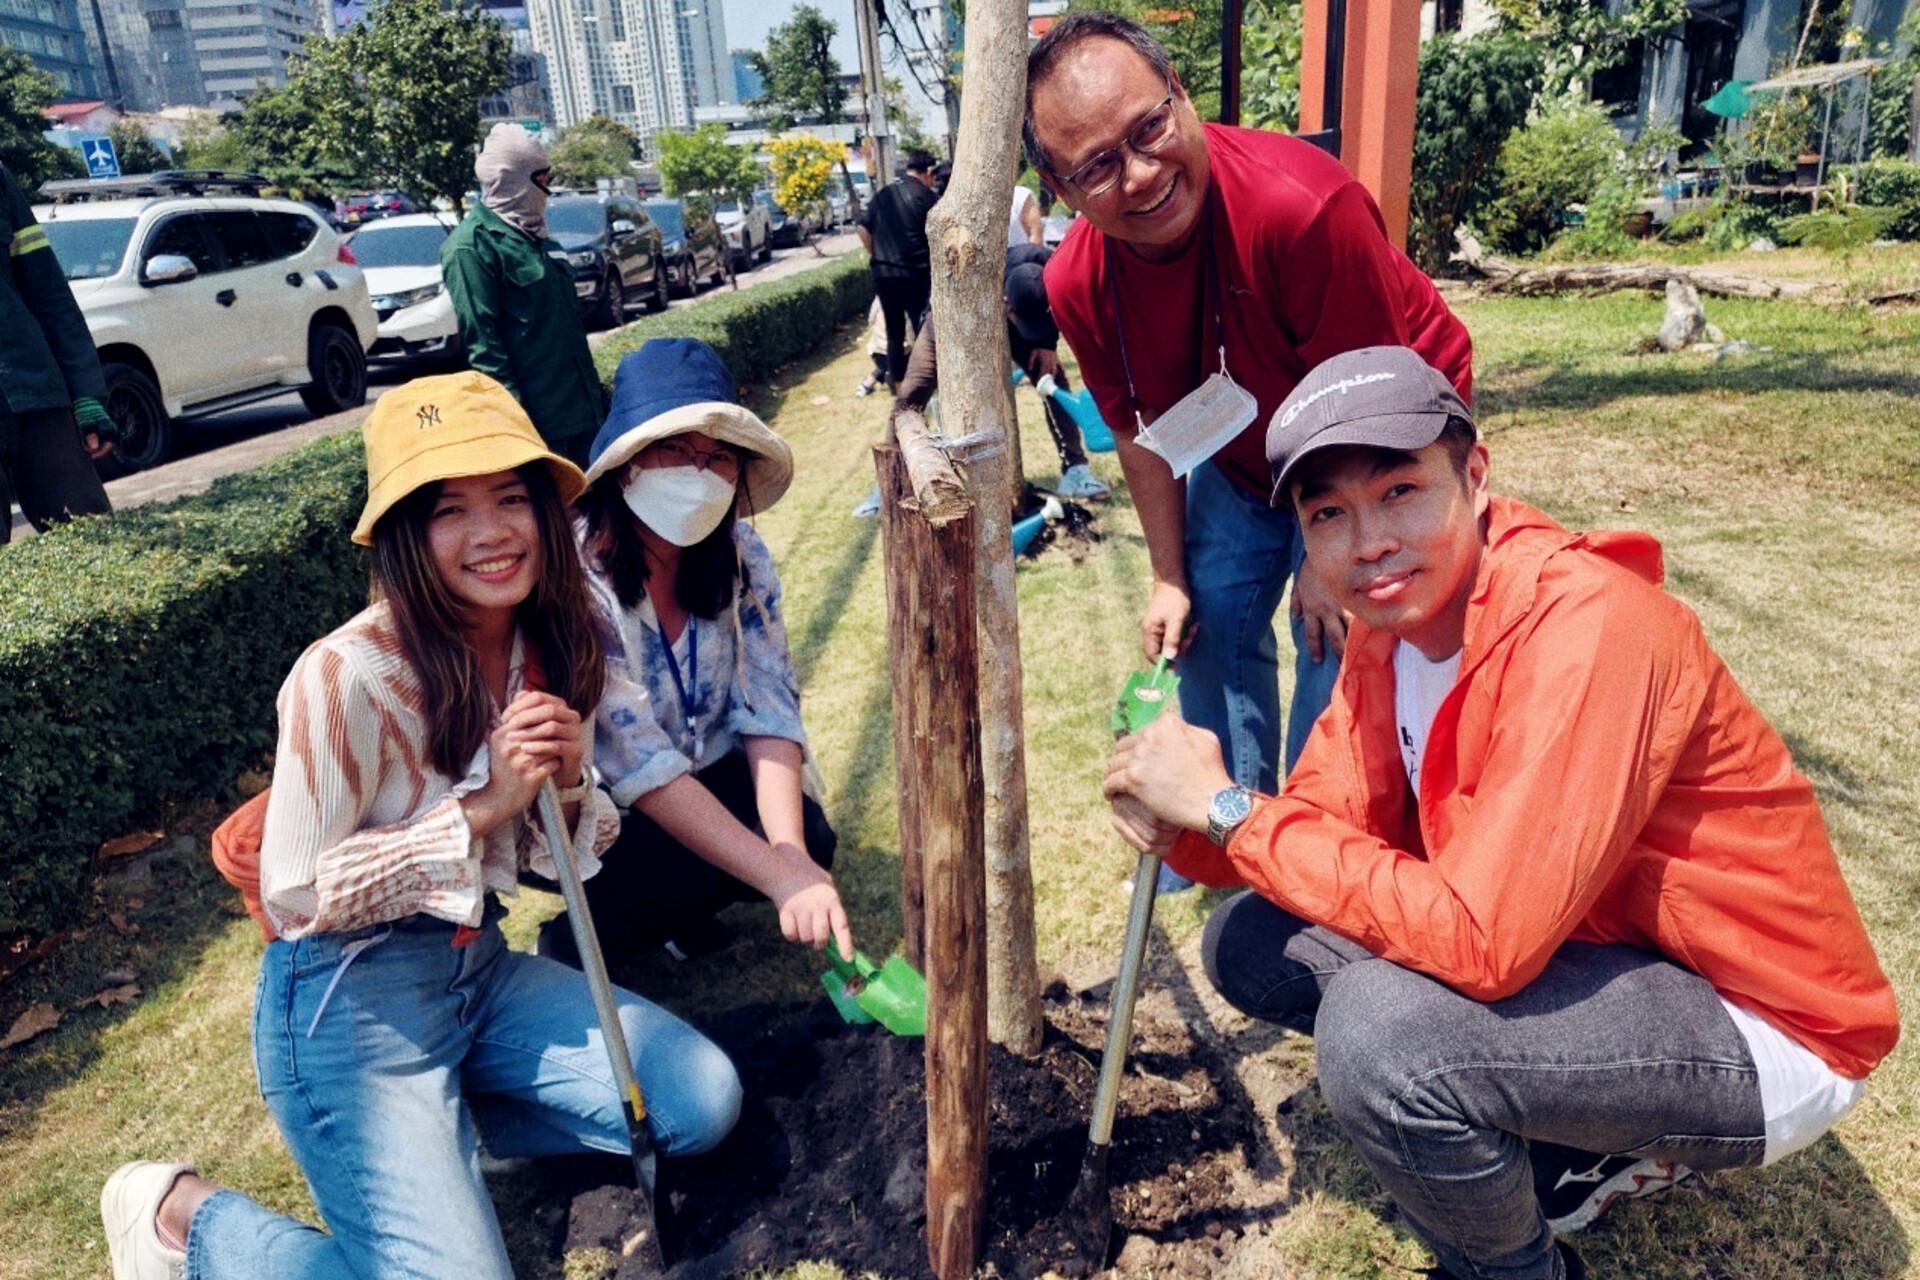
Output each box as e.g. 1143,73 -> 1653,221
1111,658 -> 1180,738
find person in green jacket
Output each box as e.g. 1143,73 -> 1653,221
1,158 -> 113,544
441,124 -> 606,467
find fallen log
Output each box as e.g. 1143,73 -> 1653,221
1463,255 -> 1824,301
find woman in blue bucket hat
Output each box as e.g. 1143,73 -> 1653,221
533,338 -> 853,967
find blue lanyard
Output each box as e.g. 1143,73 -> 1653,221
659,617 -> 702,759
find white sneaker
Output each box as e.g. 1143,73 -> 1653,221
1057,464 -> 1110,501
101,1160 -> 191,1280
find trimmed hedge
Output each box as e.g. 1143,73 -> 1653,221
594,252 -> 873,390
0,252 -> 874,937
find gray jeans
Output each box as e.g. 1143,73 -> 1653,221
1202,891 -> 1767,1279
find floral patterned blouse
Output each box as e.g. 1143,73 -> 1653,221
585,522 -> 809,808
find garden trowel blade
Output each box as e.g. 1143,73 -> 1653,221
821,969 -> 877,1025
1112,665 -> 1181,738
860,954 -> 928,1037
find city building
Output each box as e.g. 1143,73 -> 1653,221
79,0 -> 323,111
0,0 -> 99,98
729,47 -> 760,105
526,0 -> 694,149
679,0 -> 725,107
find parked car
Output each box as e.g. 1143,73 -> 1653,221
759,188 -> 819,249
824,184 -> 852,230
645,197 -> 727,297
340,190 -> 414,226
34,172 -> 376,471
546,192 -> 669,329
714,192 -> 773,270
345,212 -> 461,363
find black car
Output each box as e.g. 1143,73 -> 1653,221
547,194 -> 669,329
645,197 -> 727,297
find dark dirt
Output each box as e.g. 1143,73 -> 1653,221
536,981 -> 1270,1279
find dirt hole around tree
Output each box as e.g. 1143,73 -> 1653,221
522,980 -> 1285,1279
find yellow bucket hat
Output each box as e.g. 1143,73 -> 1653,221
352,371 -> 587,546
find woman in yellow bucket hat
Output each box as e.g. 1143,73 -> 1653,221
100,371 -> 740,1280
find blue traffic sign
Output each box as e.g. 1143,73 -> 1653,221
81,136 -> 120,180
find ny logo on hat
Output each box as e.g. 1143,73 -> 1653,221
416,404 -> 442,430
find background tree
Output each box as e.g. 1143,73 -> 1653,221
231,75 -> 367,198
1240,0 -> 1303,132
655,124 -> 760,208
171,110 -> 256,171
886,75 -> 943,163
1487,0 -> 1689,91
0,49 -> 79,190
549,115 -> 639,187
769,134 -> 839,250
1407,32 -> 1544,269
106,119 -> 169,175
749,4 -> 865,212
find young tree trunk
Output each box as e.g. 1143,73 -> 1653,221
921,0 -> 1043,1061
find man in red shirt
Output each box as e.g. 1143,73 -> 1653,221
1103,347 -> 1897,1280
1026,12 -> 1471,888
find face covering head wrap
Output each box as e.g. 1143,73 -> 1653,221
475,123 -> 551,240
622,465 -> 738,546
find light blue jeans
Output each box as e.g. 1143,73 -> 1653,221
184,905 -> 741,1279
1161,462 -> 1339,889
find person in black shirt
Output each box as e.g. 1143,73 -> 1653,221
855,150 -> 939,387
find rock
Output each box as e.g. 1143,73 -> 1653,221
1114,1233 -> 1160,1272
1748,236 -> 1778,252
883,1146 -> 924,1210
1656,279 -> 1709,352
1702,322 -> 1727,344
100,967 -> 138,987
1712,340 -> 1772,361
169,835 -> 198,860
100,858 -> 153,896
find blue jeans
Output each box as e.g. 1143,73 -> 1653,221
1203,895 -> 1766,1279
185,906 -> 742,1279
1162,462 -> 1339,888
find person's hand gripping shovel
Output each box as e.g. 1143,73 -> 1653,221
534,782 -> 668,1273
1065,653 -> 1181,1266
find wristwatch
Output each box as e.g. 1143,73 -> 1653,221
1205,785 -> 1255,847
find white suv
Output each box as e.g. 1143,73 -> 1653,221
34,173 -> 378,471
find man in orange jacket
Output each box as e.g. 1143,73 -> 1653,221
1103,346 -> 1898,1280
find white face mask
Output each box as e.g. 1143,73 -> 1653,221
622,464 -> 738,547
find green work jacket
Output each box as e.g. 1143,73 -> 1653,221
0,161 -> 106,415
441,203 -> 605,446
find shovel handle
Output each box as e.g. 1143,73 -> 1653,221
535,782 -> 660,1197
1087,849 -> 1161,1148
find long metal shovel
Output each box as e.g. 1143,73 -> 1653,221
535,781 -> 668,1272
1066,659 -> 1181,1265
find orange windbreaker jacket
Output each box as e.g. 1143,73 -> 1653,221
1167,496 -> 1898,1078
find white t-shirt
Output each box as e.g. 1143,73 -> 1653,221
1389,640 -> 1864,1164
1008,184 -> 1037,250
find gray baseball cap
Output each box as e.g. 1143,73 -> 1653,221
1265,346 -> 1472,506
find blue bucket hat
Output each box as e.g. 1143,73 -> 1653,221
581,338 -> 794,514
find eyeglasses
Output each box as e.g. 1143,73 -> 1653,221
1058,84 -> 1179,197
644,438 -> 741,481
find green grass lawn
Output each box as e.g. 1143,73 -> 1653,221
2,286 -> 1916,1279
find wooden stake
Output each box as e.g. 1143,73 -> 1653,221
903,497 -> 988,1280
875,441 -> 925,969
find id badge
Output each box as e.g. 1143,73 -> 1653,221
1134,371 -> 1258,478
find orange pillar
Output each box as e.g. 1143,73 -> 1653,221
1296,0 -> 1421,250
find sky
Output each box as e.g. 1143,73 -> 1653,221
720,0 -> 943,134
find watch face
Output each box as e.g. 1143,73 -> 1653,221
1213,787 -> 1252,825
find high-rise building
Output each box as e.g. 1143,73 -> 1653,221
729,48 -> 759,105
677,0 -> 724,107
0,0 -> 99,97
82,0 -> 321,110
525,0 -> 693,150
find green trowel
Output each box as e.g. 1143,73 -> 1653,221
822,948 -> 928,1037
